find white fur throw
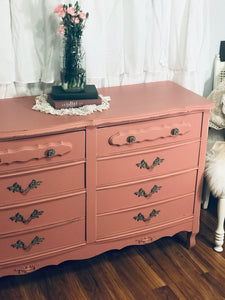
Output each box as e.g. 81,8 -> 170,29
205,141 -> 225,198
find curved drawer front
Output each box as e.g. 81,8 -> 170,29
97,171 -> 196,214
97,142 -> 200,187
0,163 -> 84,206
97,194 -> 194,240
0,131 -> 85,173
0,219 -> 85,262
0,193 -> 85,235
97,113 -> 202,157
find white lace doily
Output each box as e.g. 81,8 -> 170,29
32,94 -> 111,116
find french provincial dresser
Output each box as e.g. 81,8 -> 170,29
0,81 -> 213,277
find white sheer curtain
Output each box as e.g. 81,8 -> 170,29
0,0 -> 209,98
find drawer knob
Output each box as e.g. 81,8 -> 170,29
136,157 -> 164,170
7,179 -> 42,194
127,136 -> 136,143
133,209 -> 160,222
135,185 -> 162,198
46,149 -> 56,157
10,209 -> 44,224
171,128 -> 180,135
11,236 -> 44,250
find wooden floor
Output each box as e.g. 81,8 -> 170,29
0,201 -> 225,300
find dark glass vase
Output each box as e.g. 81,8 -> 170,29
61,35 -> 86,92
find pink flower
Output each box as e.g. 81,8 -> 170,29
58,25 -> 65,35
67,7 -> 75,16
58,9 -> 66,18
54,4 -> 63,13
79,12 -> 86,20
74,17 -> 80,24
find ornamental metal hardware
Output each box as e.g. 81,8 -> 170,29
11,236 -> 44,250
171,128 -> 180,135
127,136 -> 136,143
46,149 -> 56,157
7,179 -> 42,194
10,209 -> 44,224
133,209 -> 160,222
134,185 -> 162,198
136,157 -> 164,170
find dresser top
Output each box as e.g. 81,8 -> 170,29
0,81 -> 213,140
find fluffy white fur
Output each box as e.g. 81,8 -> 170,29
205,143 -> 225,198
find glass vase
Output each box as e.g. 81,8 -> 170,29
61,35 -> 86,92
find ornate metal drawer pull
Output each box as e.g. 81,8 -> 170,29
11,236 -> 44,250
46,149 -> 56,157
171,128 -> 180,135
10,209 -> 44,224
135,185 -> 162,198
133,209 -> 160,222
136,157 -> 164,170
7,179 -> 42,194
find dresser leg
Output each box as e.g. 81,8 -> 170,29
214,197 -> 225,252
187,232 -> 196,248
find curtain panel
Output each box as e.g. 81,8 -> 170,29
0,0 -> 209,98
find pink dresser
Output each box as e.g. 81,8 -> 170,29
0,81 -> 213,277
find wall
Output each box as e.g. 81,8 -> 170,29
203,0 -> 225,97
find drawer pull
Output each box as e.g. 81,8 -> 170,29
127,136 -> 136,143
133,209 -> 160,222
136,157 -> 164,170
46,149 -> 56,157
7,179 -> 42,194
11,236 -> 44,250
10,209 -> 44,224
135,185 -> 162,198
171,128 -> 180,135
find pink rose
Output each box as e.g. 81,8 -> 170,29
58,10 -> 66,18
67,7 -> 75,16
74,17 -> 80,24
58,25 -> 65,35
54,4 -> 63,13
79,12 -> 86,20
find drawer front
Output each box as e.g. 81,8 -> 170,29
97,194 -> 194,240
0,193 -> 85,235
0,219 -> 85,262
0,164 -> 84,206
97,171 -> 196,214
97,113 -> 202,157
0,131 -> 85,173
97,142 -> 200,187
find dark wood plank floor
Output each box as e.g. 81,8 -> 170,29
1,201 -> 225,300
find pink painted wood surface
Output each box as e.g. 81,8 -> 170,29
0,219 -> 85,262
97,170 -> 196,214
97,142 -> 199,187
0,131 -> 85,173
97,194 -> 194,240
0,81 -> 213,141
0,163 -> 84,206
0,192 -> 85,235
97,113 -> 202,157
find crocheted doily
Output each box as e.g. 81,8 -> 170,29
32,94 -> 111,116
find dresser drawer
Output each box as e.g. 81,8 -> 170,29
97,141 -> 200,187
0,192 -> 85,235
0,219 -> 85,262
97,171 -> 196,214
97,194 -> 194,240
97,113 -> 202,157
0,131 -> 85,173
0,163 -> 85,206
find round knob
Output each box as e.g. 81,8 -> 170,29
171,128 -> 179,135
46,149 -> 55,157
127,136 -> 136,143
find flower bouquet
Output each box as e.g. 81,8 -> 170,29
54,2 -> 89,92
